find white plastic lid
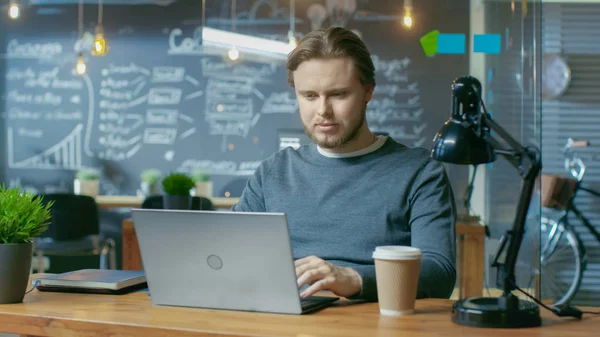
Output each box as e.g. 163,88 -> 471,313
372,246 -> 422,260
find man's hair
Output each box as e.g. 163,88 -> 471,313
286,27 -> 376,88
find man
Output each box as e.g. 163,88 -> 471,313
232,27 -> 456,302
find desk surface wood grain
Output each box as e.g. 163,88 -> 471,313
0,275 -> 597,337
95,195 -> 239,209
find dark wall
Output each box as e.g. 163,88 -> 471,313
1,0 -> 469,199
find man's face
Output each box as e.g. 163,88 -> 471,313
292,57 -> 373,152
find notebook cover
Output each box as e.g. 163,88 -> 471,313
35,269 -> 146,293
36,281 -> 148,295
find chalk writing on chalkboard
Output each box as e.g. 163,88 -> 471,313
5,39 -> 62,59
261,92 -> 298,114
168,27 -> 203,56
95,62 -> 201,161
366,55 -> 427,147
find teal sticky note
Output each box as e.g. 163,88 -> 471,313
437,34 -> 465,54
474,34 -> 501,54
487,89 -> 494,104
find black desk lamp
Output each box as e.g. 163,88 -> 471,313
431,76 -> 542,328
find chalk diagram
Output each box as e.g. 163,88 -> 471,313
4,43 -> 88,170
198,55 -> 299,152
7,123 -> 83,170
307,1 -> 362,38
96,63 -> 201,161
367,56 -> 427,148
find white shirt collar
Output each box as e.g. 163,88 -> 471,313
317,136 -> 388,158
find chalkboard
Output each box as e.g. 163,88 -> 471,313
1,0 -> 469,199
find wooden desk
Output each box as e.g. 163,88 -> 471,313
95,195 -> 239,210
455,216 -> 486,298
0,277 -> 596,337
122,218 -> 142,270
122,218 -> 487,298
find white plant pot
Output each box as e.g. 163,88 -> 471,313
194,181 -> 213,198
74,179 -> 99,197
140,182 -> 161,197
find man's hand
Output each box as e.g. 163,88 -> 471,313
295,256 -> 362,298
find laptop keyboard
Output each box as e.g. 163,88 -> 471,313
300,296 -> 338,308
300,299 -> 313,306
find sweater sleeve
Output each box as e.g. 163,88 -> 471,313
347,157 -> 456,302
231,163 -> 267,213
346,265 -> 378,301
409,158 -> 457,299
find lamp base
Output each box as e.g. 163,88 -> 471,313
451,296 -> 541,328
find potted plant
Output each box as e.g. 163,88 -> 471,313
0,185 -> 53,304
161,172 -> 195,210
140,169 -> 162,197
191,170 -> 213,198
74,168 -> 100,197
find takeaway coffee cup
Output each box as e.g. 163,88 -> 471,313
373,246 -> 422,316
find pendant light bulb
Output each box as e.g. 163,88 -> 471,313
228,47 -> 239,61
8,1 -> 20,19
76,53 -> 87,75
92,24 -> 108,56
403,0 -> 413,29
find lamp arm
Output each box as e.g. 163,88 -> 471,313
479,106 -> 537,179
463,165 -> 477,211
479,107 -> 542,298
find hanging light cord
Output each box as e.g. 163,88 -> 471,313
231,0 -> 236,32
201,0 -> 206,28
290,0 -> 295,34
78,0 -> 83,40
98,0 -> 103,24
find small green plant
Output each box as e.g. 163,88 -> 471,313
75,168 -> 100,181
0,185 -> 53,244
191,170 -> 210,182
162,172 -> 195,196
140,169 -> 162,185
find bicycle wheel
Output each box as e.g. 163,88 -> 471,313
534,215 -> 585,305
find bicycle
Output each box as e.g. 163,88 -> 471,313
531,138 -> 600,305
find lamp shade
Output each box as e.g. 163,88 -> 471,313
431,117 -> 496,165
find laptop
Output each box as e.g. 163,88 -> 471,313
131,209 -> 339,315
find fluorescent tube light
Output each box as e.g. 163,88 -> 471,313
202,27 -> 294,57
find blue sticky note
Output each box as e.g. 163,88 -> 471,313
487,89 -> 494,104
437,34 -> 466,54
474,34 -> 501,54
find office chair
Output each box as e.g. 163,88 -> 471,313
33,193 -> 116,272
141,195 -> 215,210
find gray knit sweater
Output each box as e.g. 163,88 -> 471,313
232,137 -> 456,301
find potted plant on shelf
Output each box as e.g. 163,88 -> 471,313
0,185 -> 53,304
74,168 -> 100,197
191,170 -> 212,198
140,169 -> 162,197
161,172 -> 195,210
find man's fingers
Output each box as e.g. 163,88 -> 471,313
296,265 -> 331,288
294,256 -> 322,279
294,256 -> 315,267
297,268 -> 323,288
300,276 -> 335,298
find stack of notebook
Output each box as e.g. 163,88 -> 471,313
35,269 -> 147,295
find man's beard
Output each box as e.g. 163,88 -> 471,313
303,104 -> 366,149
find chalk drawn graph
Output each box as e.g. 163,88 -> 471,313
7,123 -> 83,170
